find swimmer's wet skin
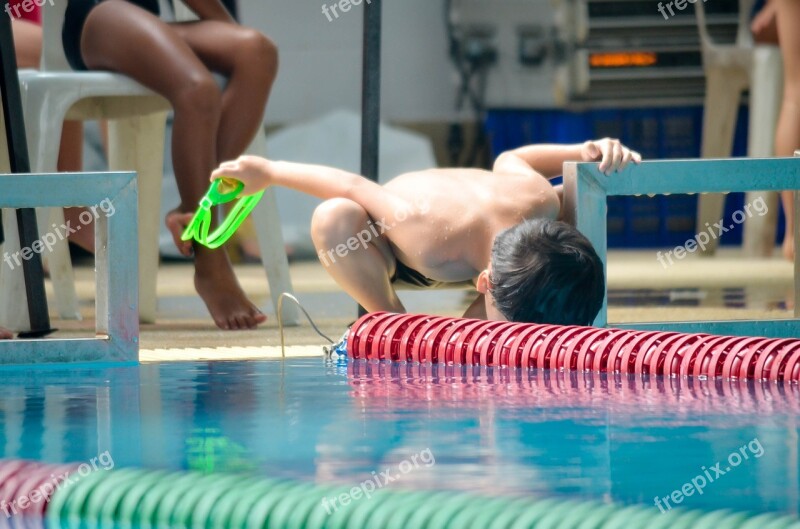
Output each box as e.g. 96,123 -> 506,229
212,139 -> 640,325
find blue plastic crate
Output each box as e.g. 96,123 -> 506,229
485,106 -> 753,248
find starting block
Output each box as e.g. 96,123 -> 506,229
0,171 -> 139,364
563,156 -> 800,338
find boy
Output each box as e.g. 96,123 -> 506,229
210,138 -> 640,325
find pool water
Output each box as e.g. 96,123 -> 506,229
0,359 -> 797,517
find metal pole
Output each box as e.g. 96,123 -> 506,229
358,0 -> 382,317
361,0 -> 382,183
0,15 -> 55,337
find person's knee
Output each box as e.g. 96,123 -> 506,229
174,72 -> 222,117
236,29 -> 278,79
311,199 -> 368,248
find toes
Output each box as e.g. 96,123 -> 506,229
247,311 -> 264,329
181,241 -> 195,257
176,240 -> 194,258
169,230 -> 184,250
237,314 -> 253,330
254,311 -> 268,325
166,212 -> 197,255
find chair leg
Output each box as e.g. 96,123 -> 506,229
0,208 -> 75,329
0,210 -> 30,330
697,67 -> 749,256
742,191 -> 779,256
246,131 -> 298,325
38,207 -> 82,320
743,47 -> 784,257
251,189 -> 298,325
108,112 -> 168,324
3,96 -> 81,327
1,89 -> 16,329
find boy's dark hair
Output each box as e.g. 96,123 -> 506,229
489,219 -> 604,325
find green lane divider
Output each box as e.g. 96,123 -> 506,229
45,467 -> 800,529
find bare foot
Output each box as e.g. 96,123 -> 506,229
166,209 -> 196,257
194,250 -> 267,330
0,327 -> 13,340
783,235 -> 795,261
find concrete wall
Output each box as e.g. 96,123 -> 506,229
239,0 -> 461,125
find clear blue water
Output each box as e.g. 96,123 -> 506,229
0,359 -> 797,516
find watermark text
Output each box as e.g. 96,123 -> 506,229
657,197 -> 768,268
3,198 -> 115,271
321,448 -> 435,514
654,438 -> 764,513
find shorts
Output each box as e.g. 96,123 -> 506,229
391,259 -> 474,290
62,0 -> 160,71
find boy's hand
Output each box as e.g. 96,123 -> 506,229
211,155 -> 272,196
581,138 -> 641,175
751,0 -> 778,44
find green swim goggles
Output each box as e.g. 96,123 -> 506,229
181,178 -> 265,249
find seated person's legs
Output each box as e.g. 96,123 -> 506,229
79,0 -> 272,329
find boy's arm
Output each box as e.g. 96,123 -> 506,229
212,156 -> 411,226
494,139 -> 641,179
212,156 -> 380,201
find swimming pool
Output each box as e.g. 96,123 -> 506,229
0,358 -> 797,520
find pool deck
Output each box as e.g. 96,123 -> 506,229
34,248 -> 796,360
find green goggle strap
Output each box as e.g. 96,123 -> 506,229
181,179 -> 265,249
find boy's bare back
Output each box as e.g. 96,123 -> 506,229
376,167 -> 560,283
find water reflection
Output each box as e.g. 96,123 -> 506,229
0,360 -> 796,515
347,361 -> 800,418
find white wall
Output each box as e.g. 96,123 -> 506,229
239,0 -> 461,125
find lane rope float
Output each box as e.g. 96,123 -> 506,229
346,313 -> 800,381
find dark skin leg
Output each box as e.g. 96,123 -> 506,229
80,0 -> 272,329
169,21 -> 277,169
165,20 -> 278,252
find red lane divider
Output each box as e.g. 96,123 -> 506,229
347,313 -> 800,382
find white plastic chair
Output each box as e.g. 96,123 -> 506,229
0,0 -> 169,330
695,0 -> 783,256
0,0 -> 297,330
